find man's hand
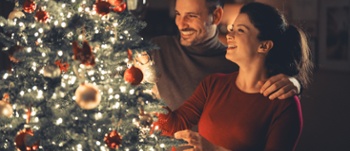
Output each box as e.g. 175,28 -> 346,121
259,74 -> 300,100
174,130 -> 230,151
135,51 -> 151,65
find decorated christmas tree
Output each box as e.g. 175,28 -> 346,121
0,0 -> 178,150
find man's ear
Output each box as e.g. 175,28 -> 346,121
212,7 -> 223,25
258,40 -> 273,54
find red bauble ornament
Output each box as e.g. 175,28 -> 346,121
54,60 -> 69,73
104,130 -> 122,149
124,66 -> 143,85
23,0 -> 37,13
94,0 -> 112,15
108,0 -> 123,6
15,128 -> 40,151
73,41 -> 96,66
35,8 -> 49,23
112,2 -> 126,13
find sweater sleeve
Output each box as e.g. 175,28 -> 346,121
264,96 -> 303,151
155,76 -> 210,137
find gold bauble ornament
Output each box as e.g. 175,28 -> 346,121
8,9 -> 25,20
0,93 -> 13,118
75,83 -> 101,110
42,65 -> 61,78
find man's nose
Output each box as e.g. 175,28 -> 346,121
177,17 -> 189,29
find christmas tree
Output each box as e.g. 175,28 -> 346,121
0,0 -> 179,150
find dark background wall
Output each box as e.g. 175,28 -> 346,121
140,0 -> 350,151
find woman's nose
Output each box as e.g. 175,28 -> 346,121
226,32 -> 235,40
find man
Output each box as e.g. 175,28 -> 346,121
137,0 -> 300,111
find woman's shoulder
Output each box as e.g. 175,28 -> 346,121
273,95 -> 301,110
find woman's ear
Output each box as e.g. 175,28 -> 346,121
212,7 -> 223,25
258,40 -> 273,54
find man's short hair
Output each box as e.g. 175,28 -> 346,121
206,0 -> 222,14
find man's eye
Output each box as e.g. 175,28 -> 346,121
238,29 -> 244,33
189,15 -> 198,18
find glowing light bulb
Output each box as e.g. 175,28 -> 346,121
61,22 -> 67,28
58,50 -> 63,56
38,28 -> 44,33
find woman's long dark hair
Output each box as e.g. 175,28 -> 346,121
240,2 -> 313,87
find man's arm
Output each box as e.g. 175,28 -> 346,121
259,74 -> 301,100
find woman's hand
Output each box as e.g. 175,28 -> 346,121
174,130 -> 230,151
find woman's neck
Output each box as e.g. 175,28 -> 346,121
236,64 -> 268,93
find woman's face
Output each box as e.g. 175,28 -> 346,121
225,13 -> 262,67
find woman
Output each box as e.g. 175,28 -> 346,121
155,2 -> 313,151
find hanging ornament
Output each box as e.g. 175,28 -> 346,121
23,0 -> 37,13
0,93 -> 13,118
15,127 -> 40,151
14,107 -> 40,151
34,8 -> 49,23
75,83 -> 101,110
124,66 -> 143,85
108,0 -> 123,6
54,60 -> 69,73
124,49 -> 143,85
109,0 -> 126,13
43,64 -> 61,78
8,9 -> 25,20
94,0 -> 112,16
104,130 -> 122,149
72,41 -> 96,66
112,2 -> 126,13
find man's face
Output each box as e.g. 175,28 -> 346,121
175,0 -> 216,46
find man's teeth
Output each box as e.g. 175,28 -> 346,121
181,31 -> 195,35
